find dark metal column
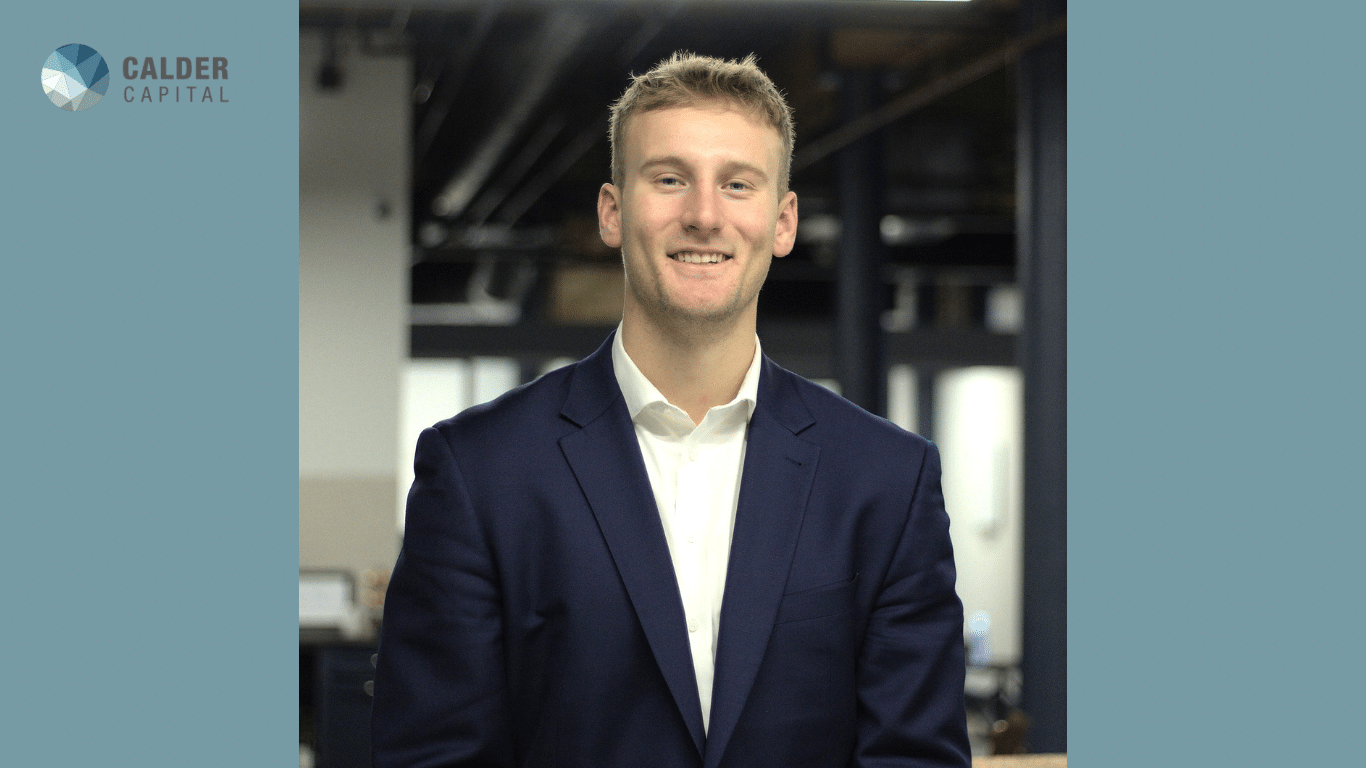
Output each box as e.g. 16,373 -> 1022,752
916,366 -> 938,442
1017,0 -> 1067,754
518,359 -> 542,387
834,71 -> 886,416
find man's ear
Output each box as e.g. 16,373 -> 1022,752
772,191 -> 798,258
598,183 -> 623,248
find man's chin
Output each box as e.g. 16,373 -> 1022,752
659,301 -> 750,331
625,279 -> 762,330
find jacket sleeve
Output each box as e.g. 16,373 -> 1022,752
854,442 -> 972,768
372,426 -> 514,768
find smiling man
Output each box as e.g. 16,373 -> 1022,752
373,53 -> 970,768
602,92 -> 797,425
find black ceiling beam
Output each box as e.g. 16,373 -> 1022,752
792,15 -> 1067,174
493,114 -> 609,226
413,4 -> 501,164
430,7 -> 594,219
411,322 -> 1015,376
467,112 -> 567,224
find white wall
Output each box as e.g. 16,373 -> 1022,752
886,363 -> 919,433
396,358 -> 521,529
936,366 -> 1024,664
299,31 -> 410,593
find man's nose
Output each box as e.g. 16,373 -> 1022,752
681,185 -> 720,233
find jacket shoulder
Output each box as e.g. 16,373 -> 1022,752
774,364 -> 932,454
429,362 -> 579,452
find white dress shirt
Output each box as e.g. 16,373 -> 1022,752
611,328 -> 761,733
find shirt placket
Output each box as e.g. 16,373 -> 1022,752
676,428 -> 706,636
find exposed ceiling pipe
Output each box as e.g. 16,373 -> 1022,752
468,112 -> 567,225
791,15 -> 1066,174
414,3 -> 502,163
461,8 -> 675,226
432,8 -> 593,219
495,114 -> 608,226
616,1 -> 685,66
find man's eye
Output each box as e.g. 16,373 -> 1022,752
659,177 -> 681,186
726,181 -> 748,191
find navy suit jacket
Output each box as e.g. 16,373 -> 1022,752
373,335 -> 969,768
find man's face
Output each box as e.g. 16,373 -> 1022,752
598,102 -> 798,332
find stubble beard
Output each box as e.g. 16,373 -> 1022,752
622,250 -> 770,344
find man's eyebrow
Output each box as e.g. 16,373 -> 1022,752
720,161 -> 770,184
638,156 -> 771,183
638,156 -> 691,176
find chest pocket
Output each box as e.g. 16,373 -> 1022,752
775,574 -> 858,624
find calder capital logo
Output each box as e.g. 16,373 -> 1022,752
42,44 -> 110,111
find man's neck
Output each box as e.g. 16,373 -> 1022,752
620,307 -> 756,426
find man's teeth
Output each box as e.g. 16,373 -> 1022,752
674,252 -> 725,264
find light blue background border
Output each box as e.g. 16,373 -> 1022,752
3,3 -> 296,764
4,1 -> 1363,764
1072,2 -> 1365,766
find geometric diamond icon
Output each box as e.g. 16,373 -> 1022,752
41,44 -> 110,112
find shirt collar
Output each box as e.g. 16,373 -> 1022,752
612,323 -> 762,423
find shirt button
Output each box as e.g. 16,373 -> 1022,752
688,620 -> 698,633
687,447 -> 698,461
687,534 -> 695,543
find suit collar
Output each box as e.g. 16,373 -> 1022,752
560,329 -> 814,430
559,332 -> 621,428
756,353 -> 816,435
610,323 -> 765,424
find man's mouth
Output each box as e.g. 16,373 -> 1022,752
669,251 -> 730,264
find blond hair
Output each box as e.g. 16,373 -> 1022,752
609,51 -> 795,192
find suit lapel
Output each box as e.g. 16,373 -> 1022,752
558,336 -> 707,755
704,360 -> 819,768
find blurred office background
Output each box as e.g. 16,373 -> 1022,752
299,0 -> 1064,764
